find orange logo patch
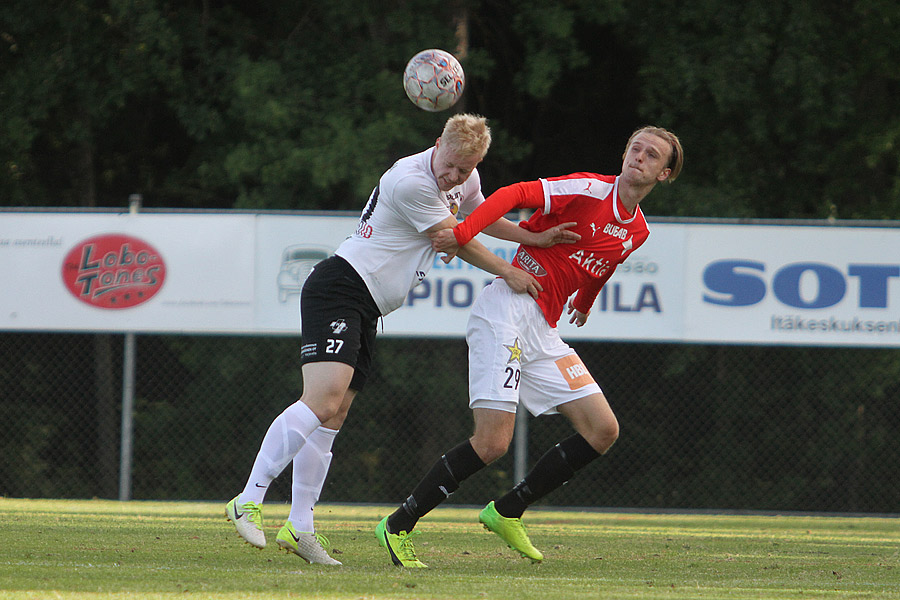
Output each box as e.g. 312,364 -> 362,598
554,355 -> 595,390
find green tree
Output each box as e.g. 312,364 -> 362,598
0,1 -> 189,206
627,0 -> 900,219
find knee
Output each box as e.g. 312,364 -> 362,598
588,416 -> 620,455
470,436 -> 511,465
324,403 -> 350,428
300,385 -> 346,423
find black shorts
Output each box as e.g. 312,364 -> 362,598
299,255 -> 381,392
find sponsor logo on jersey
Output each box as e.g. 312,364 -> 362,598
61,234 -> 166,309
568,249 -> 611,277
590,222 -> 631,244
515,249 -> 547,277
444,191 -> 462,216
554,354 -> 595,390
603,223 -> 629,240
330,319 -> 349,334
504,337 -> 523,363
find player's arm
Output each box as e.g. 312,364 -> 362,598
431,181 -> 576,258
426,215 -> 542,299
566,269 -> 616,327
483,217 -> 580,248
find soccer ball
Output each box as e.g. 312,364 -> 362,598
403,49 -> 465,112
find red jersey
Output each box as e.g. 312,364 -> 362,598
453,173 -> 649,327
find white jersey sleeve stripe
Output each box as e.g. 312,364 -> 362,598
539,178 -> 552,214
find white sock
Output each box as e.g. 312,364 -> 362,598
289,426 -> 338,532
240,400 -> 321,505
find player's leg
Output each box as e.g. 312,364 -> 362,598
376,437 -> 490,567
383,407 -> 515,535
278,273 -> 379,561
482,393 -> 613,562
289,425 -> 341,533
377,280 -> 521,566
226,362 -> 352,548
377,413 -> 513,568
492,392 -> 615,518
241,362 -> 352,503
227,255 -> 375,549
481,328 -> 609,561
287,424 -> 343,527
276,392 -> 352,565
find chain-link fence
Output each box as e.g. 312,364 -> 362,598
1,331 -> 898,513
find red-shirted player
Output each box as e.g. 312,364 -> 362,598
377,126 -> 683,567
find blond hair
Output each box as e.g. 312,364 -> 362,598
440,114 -> 492,159
624,126 -> 684,183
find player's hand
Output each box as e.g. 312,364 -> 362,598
534,222 -> 581,248
567,299 -> 589,327
429,229 -> 460,263
502,267 -> 542,299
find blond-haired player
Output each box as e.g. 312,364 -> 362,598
226,114 -> 579,564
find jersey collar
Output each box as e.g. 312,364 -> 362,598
611,176 -> 638,224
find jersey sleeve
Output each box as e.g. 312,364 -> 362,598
393,176 -> 453,233
571,266 -> 616,315
453,180 -> 545,245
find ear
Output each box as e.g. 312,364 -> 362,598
657,168 -> 671,182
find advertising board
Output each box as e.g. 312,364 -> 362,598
2,211 -> 898,346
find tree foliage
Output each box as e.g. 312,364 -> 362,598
627,0 -> 900,218
2,0 -> 897,217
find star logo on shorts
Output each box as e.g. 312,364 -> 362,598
330,319 -> 348,334
504,337 -> 523,364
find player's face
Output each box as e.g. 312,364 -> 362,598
621,133 -> 673,186
431,138 -> 483,191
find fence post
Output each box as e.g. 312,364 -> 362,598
510,208 -> 532,483
513,402 -> 528,483
118,194 -> 142,501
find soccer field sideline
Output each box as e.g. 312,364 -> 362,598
2,498 -> 898,600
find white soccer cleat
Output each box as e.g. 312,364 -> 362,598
225,495 -> 266,549
276,521 -> 342,565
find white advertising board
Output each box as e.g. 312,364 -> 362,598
2,211 -> 898,346
1,213 -> 256,333
388,224 -> 688,342
683,224 -> 900,346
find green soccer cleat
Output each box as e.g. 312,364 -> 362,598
225,495 -> 266,549
375,516 -> 427,568
276,521 -> 342,565
478,501 -> 543,562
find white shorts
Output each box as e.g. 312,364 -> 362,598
467,279 -> 603,416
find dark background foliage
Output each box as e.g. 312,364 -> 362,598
2,1 -> 899,511
2,1 -> 898,217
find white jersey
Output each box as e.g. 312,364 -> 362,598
335,147 -> 485,315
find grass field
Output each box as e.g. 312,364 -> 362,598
1,498 -> 898,599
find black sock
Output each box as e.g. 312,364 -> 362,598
387,439 -> 485,533
493,433 -> 600,518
